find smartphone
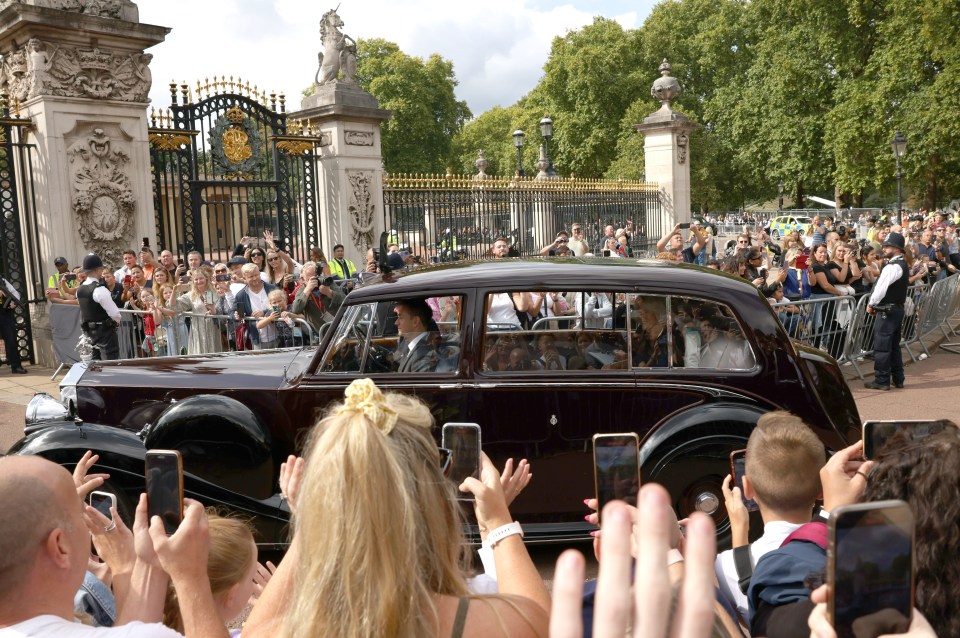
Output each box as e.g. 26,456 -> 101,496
862,420 -> 952,459
272,304 -> 280,313
441,423 -> 481,500
593,433 -> 640,521
179,275 -> 190,284
602,249 -> 612,257
123,274 -> 132,287
88,490 -> 116,520
678,222 -> 691,229
214,273 -> 231,283
729,450 -> 759,512
828,500 -> 914,638
141,237 -> 150,248
63,273 -> 77,283
144,449 -> 184,535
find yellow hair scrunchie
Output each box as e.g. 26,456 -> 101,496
336,378 -> 398,434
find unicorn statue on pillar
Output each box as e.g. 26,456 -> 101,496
315,6 -> 357,86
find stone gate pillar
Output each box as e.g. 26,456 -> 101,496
0,1 -> 168,275
0,1 -> 168,366
634,60 -> 697,230
291,9 -> 390,268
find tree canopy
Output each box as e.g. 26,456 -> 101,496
355,38 -> 471,174
448,0 -> 958,211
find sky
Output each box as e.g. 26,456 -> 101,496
138,0 -> 660,117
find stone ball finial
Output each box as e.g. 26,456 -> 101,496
651,58 -> 682,110
474,150 -> 489,179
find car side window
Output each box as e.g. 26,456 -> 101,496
319,297 -> 463,374
670,297 -> 757,370
482,291 -> 628,372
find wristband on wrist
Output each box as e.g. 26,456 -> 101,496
487,521 -> 523,548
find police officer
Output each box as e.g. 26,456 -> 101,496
0,274 -> 26,373
864,232 -> 909,390
77,254 -> 121,360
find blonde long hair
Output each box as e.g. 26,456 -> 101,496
283,383 -> 469,638
163,513 -> 255,633
187,268 -> 213,303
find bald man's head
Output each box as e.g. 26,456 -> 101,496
0,456 -> 80,595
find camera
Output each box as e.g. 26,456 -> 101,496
320,276 -> 334,287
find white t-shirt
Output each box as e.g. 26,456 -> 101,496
246,286 -> 275,343
486,293 -> 520,328
715,520 -> 805,619
0,615 -> 182,637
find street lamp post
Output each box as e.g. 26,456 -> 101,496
778,180 -> 784,213
539,116 -> 557,177
512,129 -> 525,177
891,131 -> 907,216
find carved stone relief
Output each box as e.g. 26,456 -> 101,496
0,38 -> 152,102
0,0 -> 136,20
66,124 -> 135,265
344,130 -> 373,146
346,170 -> 375,251
677,131 -> 689,164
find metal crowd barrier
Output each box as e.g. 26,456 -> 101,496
771,294 -> 857,361
772,275 -> 960,380
112,309 -> 322,360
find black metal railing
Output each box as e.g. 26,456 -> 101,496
383,174 -> 663,262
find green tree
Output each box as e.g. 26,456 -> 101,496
538,17 -> 643,177
355,38 -> 471,174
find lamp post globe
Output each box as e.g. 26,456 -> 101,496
539,116 -> 557,176
513,129 -> 525,177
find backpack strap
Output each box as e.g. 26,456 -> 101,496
780,521 -> 828,550
732,544 -> 754,594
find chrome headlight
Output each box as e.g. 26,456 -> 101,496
25,392 -> 69,425
58,362 -> 87,413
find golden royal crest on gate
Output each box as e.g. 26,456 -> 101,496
209,104 -> 261,179
222,106 -> 253,163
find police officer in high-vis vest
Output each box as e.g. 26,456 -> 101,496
864,232 -> 909,390
77,254 -> 121,360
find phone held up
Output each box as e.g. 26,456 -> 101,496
728,449 -> 760,512
827,500 -> 914,638
441,423 -> 481,501
214,273 -> 231,283
144,449 -> 184,535
593,432 -> 640,521
862,420 -> 953,460
88,490 -> 117,521
678,222 -> 691,230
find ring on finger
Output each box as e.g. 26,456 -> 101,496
104,521 -> 117,532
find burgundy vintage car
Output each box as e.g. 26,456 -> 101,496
14,258 -> 861,547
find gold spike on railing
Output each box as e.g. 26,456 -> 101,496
149,106 -> 156,127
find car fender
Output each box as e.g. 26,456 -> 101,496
143,394 -> 275,501
10,420 -> 152,484
639,402 -> 766,468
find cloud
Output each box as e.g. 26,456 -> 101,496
140,0 -> 653,115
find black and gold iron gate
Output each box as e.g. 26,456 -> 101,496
149,79 -> 322,263
0,99 -> 38,365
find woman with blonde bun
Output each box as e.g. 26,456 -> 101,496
242,379 -> 550,638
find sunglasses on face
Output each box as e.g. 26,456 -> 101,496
557,239 -> 569,243
572,228 -> 582,232
268,256 -> 281,262
215,269 -> 227,274
251,253 -> 264,258
738,240 -> 749,245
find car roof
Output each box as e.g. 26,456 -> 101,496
348,258 -> 763,302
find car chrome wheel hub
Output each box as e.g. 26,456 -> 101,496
695,492 -> 720,515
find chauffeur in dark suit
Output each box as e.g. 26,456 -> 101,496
0,272 -> 26,373
392,298 -> 439,373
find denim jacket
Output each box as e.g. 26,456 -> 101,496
74,570 -> 116,627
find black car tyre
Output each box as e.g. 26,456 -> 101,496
643,432 -> 750,550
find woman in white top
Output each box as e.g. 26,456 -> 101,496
486,292 -> 532,328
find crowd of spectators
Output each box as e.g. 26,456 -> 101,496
2,382 -> 951,637
44,232 -> 347,359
